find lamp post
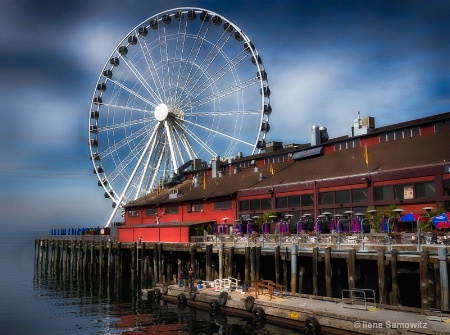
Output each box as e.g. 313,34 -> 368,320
417,207 -> 434,252
387,208 -> 404,251
334,214 -> 342,249
367,209 -> 377,233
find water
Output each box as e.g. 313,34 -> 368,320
0,231 -> 302,335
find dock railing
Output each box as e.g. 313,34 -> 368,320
341,288 -> 376,310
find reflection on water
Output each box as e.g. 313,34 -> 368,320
33,262 -> 300,335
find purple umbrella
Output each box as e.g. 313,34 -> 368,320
297,220 -> 303,233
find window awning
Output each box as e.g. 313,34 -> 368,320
291,146 -> 324,160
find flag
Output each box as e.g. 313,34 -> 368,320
203,173 -> 206,190
364,143 -> 369,166
270,163 -> 274,175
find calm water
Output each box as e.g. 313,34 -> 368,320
0,231 -> 303,335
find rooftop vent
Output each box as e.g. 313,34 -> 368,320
311,125 -> 328,146
350,112 -> 375,137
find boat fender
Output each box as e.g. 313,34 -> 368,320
218,291 -> 228,306
209,299 -> 220,314
252,307 -> 266,321
244,296 -> 255,312
153,288 -> 162,300
304,316 -> 321,334
188,288 -> 197,300
161,284 -> 168,295
177,293 -> 187,307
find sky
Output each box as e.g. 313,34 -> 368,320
1,0 -> 450,232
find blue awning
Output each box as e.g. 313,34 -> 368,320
291,146 -> 324,160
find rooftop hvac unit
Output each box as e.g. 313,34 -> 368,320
361,116 -> 375,128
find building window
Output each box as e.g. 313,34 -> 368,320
165,206 -> 178,214
375,186 -> 393,201
145,208 -> 157,216
319,191 -> 333,205
335,190 -> 350,204
301,194 -> 314,207
444,180 -> 450,196
288,195 -> 300,208
261,198 -> 272,210
128,210 -> 139,217
239,200 -> 249,211
276,196 -> 288,209
415,182 -> 435,198
352,188 -> 368,203
189,203 -> 203,212
214,200 -> 232,210
250,199 -> 261,210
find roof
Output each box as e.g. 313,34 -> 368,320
126,112 -> 450,208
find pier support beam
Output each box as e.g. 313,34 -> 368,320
290,245 -> 298,294
347,248 -> 356,290
218,243 -> 224,280
206,244 -> 212,281
228,247 -> 234,278
377,249 -> 386,304
250,247 -> 256,282
274,246 -> 280,284
390,249 -> 399,306
245,246 -> 250,283
325,247 -> 332,297
256,246 -> 261,281
438,247 -> 449,311
420,250 -> 430,310
312,247 -> 318,295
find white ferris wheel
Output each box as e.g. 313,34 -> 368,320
89,8 -> 271,226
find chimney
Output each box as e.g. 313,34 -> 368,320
311,125 -> 328,146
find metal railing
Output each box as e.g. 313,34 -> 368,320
341,289 -> 376,310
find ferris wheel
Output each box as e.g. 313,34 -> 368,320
89,7 -> 271,226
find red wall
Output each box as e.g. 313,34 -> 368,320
118,226 -> 191,243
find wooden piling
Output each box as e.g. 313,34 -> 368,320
312,247 -> 318,295
377,249 -> 385,304
390,249 -> 399,306
228,247 -> 234,278
250,246 -> 255,281
256,246 -> 261,281
274,245 -> 280,284
206,244 -> 212,281
347,248 -> 356,291
299,265 -> 305,294
290,245 -> 298,294
324,247 -> 332,297
420,250 -> 429,310
244,246 -> 250,283
438,247 -> 449,311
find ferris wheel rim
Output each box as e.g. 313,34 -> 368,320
88,7 -> 271,220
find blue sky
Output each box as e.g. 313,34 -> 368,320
1,0 -> 449,231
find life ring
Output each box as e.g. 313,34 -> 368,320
161,284 -> 169,295
153,288 -> 162,300
188,288 -> 197,300
244,296 -> 255,312
218,292 -> 228,306
252,307 -> 265,322
304,316 -> 321,334
177,293 -> 187,307
209,299 -> 220,314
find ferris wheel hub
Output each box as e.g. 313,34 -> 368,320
155,103 -> 169,121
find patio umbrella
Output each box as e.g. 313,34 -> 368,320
262,221 -> 269,234
315,218 -> 321,233
400,213 -> 423,222
432,212 -> 450,229
330,218 -> 336,231
297,219 -> 303,233
352,217 -> 361,232
380,217 -> 388,232
213,223 -> 218,234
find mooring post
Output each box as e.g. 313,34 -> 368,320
324,247 -> 332,297
274,245 -> 280,284
312,246 -> 318,295
256,246 -> 261,281
420,250 -> 430,310
347,248 -> 356,291
377,249 -> 386,304
290,245 -> 298,294
244,246 -> 250,283
438,247 -> 449,311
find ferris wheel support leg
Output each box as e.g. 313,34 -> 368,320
105,126 -> 160,228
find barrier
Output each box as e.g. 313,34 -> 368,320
341,288 -> 376,310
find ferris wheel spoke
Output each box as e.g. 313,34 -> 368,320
185,77 -> 260,110
170,18 -> 188,101
179,29 -> 233,102
174,121 -> 218,157
119,57 -> 162,105
157,24 -> 171,102
99,123 -> 151,159
134,124 -> 162,199
185,110 -> 261,117
176,49 -> 250,109
179,116 -> 254,147
100,103 -> 154,115
97,115 -> 155,132
176,18 -> 212,100
171,120 -> 198,159
164,120 -> 181,170
137,34 -> 165,102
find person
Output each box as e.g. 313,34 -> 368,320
177,270 -> 184,287
156,217 -> 160,224
188,268 -> 194,288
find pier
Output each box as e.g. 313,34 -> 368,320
35,233 -> 450,334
